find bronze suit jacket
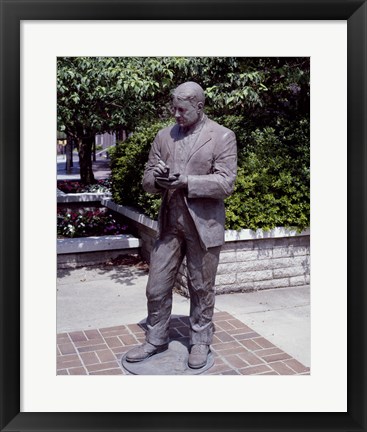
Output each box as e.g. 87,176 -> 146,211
142,117 -> 237,249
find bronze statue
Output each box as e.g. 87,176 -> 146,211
125,82 -> 237,369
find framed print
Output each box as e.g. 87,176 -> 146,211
1,0 -> 366,431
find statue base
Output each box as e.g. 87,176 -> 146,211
121,340 -> 215,375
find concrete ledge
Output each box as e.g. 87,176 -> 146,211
103,199 -> 158,231
57,248 -> 141,269
103,199 -> 309,241
225,227 -> 310,241
57,192 -> 112,203
57,234 -> 141,254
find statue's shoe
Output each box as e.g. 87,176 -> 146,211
125,342 -> 168,362
188,344 -> 210,369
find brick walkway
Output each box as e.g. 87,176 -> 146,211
57,311 -> 310,375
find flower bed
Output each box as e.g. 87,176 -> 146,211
57,206 -> 127,238
57,178 -> 111,194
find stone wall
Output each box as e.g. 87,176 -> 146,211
176,235 -> 310,296
104,200 -> 310,295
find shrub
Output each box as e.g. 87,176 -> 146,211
225,119 -> 310,231
109,120 -> 172,219
110,117 -> 309,231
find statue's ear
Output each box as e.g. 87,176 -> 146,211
197,101 -> 204,111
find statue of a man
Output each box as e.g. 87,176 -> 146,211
125,81 -> 237,369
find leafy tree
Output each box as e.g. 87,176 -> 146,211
108,57 -> 310,231
58,57 -> 310,230
57,57 -> 177,183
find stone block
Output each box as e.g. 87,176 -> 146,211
236,259 -> 273,272
289,275 -> 310,286
254,278 -> 290,290
215,273 -> 237,285
271,255 -> 310,270
272,246 -> 309,259
236,249 -> 272,262
219,251 -> 237,264
237,270 -> 273,283
273,266 -> 305,279
217,262 -> 238,275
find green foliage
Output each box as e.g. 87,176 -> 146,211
109,120 -> 172,219
59,56 -> 310,229
110,119 -> 309,231
225,120 -> 310,231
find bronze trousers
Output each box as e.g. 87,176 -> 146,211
145,200 -> 221,346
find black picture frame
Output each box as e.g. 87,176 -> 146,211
1,1 -> 366,431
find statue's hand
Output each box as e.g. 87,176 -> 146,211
155,174 -> 188,190
153,160 -> 170,178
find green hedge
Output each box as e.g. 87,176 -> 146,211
110,117 -> 309,231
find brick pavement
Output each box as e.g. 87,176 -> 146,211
57,311 -> 310,376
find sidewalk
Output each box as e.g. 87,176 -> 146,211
57,264 -> 310,375
57,154 -> 111,180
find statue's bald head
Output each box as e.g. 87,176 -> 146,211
171,82 -> 205,107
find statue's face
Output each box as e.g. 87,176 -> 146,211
172,98 -> 202,128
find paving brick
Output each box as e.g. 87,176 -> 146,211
112,346 -> 135,355
216,347 -> 247,356
256,347 -> 284,357
176,326 -> 190,337
239,339 -> 263,351
68,367 -> 87,375
80,351 -> 100,365
57,354 -> 82,369
127,323 -> 145,333
233,332 -> 261,341
170,319 -> 184,328
262,352 -> 292,363
252,337 -> 276,349
90,369 -> 124,375
178,316 -> 190,325
214,331 -> 235,343
207,364 -> 235,375
238,351 -> 265,366
100,325 -> 129,333
211,341 -> 242,352
73,337 -> 104,348
221,370 -> 240,375
86,361 -> 119,373
119,334 -> 139,346
100,328 -> 131,337
56,311 -> 308,376
169,328 -> 181,338
104,336 -> 123,348
58,343 -> 76,355
77,343 -> 108,353
270,361 -> 297,375
224,355 -> 249,369
213,311 -> 233,320
215,320 -> 237,331
283,359 -> 310,374
211,335 -> 223,344
227,319 -> 253,331
96,349 -> 117,363
238,365 -> 272,375
57,333 -> 70,343
84,329 -> 102,340
69,331 -> 88,343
